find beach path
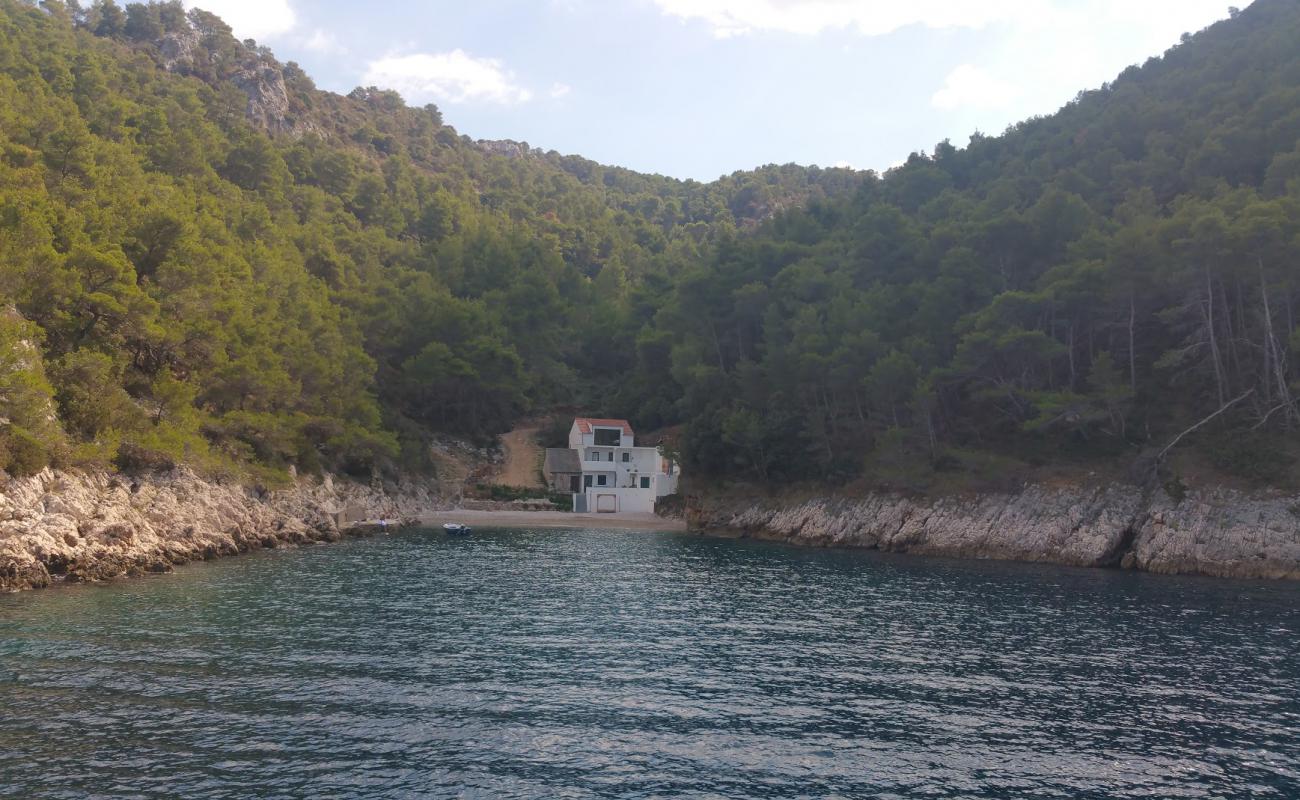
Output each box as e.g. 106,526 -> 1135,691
493,425 -> 544,489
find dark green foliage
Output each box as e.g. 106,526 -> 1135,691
0,426 -> 51,476
113,440 -> 176,474
628,0 -> 1300,488
538,416 -> 573,448
0,0 -> 859,480
1205,431 -> 1296,484
0,310 -> 64,475
4,0 -> 1300,492
469,483 -> 573,510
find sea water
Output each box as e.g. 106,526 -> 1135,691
1,527 -> 1296,798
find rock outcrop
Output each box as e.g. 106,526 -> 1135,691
0,468 -> 446,592
158,27 -> 201,71
229,57 -> 297,135
1132,490 -> 1300,578
155,26 -> 317,137
690,485 -> 1300,580
474,139 -> 532,160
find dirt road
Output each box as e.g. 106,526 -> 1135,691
492,426 -> 544,488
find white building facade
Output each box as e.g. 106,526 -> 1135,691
547,418 -> 679,514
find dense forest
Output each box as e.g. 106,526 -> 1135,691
652,0 -> 1300,490
1,0 -> 1299,491
0,0 -> 859,481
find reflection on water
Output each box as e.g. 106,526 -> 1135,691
1,528 -> 1297,798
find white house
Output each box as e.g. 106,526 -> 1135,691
543,417 -> 679,514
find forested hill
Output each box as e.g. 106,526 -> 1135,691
1,0 -> 1299,493
639,0 -> 1300,491
0,0 -> 858,480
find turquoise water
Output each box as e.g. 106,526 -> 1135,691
0,527 -> 1297,799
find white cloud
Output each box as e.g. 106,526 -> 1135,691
931,64 -> 1018,110
184,0 -> 297,41
302,28 -> 345,55
549,82 -> 573,99
652,0 -> 1030,38
362,50 -> 534,105
652,0 -> 1232,48
923,0 -> 1230,119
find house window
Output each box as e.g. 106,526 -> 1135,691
607,452 -> 614,462
584,475 -> 593,488
597,475 -> 607,486
622,452 -> 630,462
594,428 -> 621,446
588,451 -> 600,461
640,477 -> 650,489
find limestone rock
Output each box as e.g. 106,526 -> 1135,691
690,483 -> 1300,580
0,467 -> 448,593
1132,490 -> 1300,579
475,139 -> 531,159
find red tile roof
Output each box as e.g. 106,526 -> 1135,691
574,417 -> 634,435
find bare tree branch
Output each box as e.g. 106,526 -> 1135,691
1250,400 -> 1296,431
1156,388 -> 1255,467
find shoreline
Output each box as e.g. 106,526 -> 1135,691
0,467 -> 443,593
0,465 -> 693,594
6,466 -> 1298,593
688,485 -> 1300,581
424,509 -> 687,532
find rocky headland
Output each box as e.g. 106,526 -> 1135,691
0,468 -> 446,593
689,485 -> 1300,580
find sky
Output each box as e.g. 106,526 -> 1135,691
183,0 -> 1243,181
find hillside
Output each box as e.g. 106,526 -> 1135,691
627,0 -> 1300,491
1,0 -> 1299,494
0,0 -> 859,481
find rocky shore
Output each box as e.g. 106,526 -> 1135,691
8,466 -> 1297,591
0,468 -> 446,592
689,485 -> 1300,580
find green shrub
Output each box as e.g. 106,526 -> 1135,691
1203,431 -> 1296,485
0,426 -> 50,477
50,351 -> 142,439
538,417 -> 573,448
114,441 -> 177,474
469,483 -> 572,509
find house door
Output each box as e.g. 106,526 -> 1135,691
569,475 -> 580,492
596,494 -> 618,513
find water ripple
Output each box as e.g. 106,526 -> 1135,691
1,528 -> 1297,799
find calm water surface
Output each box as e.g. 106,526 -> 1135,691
0,528 -> 1297,799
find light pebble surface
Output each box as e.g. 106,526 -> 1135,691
427,509 -> 686,532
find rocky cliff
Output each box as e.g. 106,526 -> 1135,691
155,26 -> 317,137
0,468 -> 446,592
689,485 -> 1300,580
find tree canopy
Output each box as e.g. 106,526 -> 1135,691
2,0 -> 1299,493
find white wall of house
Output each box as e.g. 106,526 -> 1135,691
581,487 -> 656,514
579,447 -> 669,490
566,418 -> 678,514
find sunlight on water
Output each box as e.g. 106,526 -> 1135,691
1,528 -> 1297,798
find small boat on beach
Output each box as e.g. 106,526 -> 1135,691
442,522 -> 472,535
